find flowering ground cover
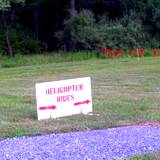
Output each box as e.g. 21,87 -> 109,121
0,125 -> 160,159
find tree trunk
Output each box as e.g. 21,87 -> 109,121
77,0 -> 82,12
69,0 -> 76,16
2,12 -> 14,58
33,5 -> 40,39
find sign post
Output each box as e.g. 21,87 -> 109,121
35,77 -> 92,120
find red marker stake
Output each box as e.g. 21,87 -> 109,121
39,105 -> 57,110
74,100 -> 90,106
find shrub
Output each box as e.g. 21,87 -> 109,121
0,24 -> 47,55
55,10 -> 160,51
55,10 -> 104,51
100,11 -> 159,49
10,25 -> 47,54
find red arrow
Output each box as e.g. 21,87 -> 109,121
74,100 -> 90,106
39,105 -> 57,110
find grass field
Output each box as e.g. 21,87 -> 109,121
123,151 -> 160,160
0,55 -> 160,140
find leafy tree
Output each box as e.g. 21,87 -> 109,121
102,12 -> 146,49
143,0 -> 160,34
0,0 -> 25,58
119,0 -> 160,40
56,9 -> 159,51
55,10 -> 103,51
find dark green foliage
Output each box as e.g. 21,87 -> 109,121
55,10 -> 104,51
55,10 -> 159,51
101,11 -> 159,49
119,0 -> 160,39
0,24 -> 47,55
0,0 -> 160,55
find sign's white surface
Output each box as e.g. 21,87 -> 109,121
35,77 -> 92,120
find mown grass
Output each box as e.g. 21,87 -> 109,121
121,151 -> 160,160
0,54 -> 160,141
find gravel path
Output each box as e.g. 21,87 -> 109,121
0,125 -> 160,160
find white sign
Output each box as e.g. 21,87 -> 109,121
35,77 -> 92,120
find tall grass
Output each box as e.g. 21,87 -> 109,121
0,51 -> 98,68
0,49 -> 158,68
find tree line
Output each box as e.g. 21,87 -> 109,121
0,0 -> 160,58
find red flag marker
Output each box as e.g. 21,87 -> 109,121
102,48 -> 106,55
74,100 -> 90,106
153,50 -> 159,57
39,105 -> 57,110
140,48 -> 144,56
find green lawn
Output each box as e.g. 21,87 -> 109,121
0,56 -> 160,139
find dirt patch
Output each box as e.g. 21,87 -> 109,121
116,120 -> 160,128
135,120 -> 160,127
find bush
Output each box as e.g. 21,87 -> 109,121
10,25 -> 47,54
101,11 -> 154,49
55,10 -> 160,51
55,10 -> 104,51
0,24 -> 47,55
